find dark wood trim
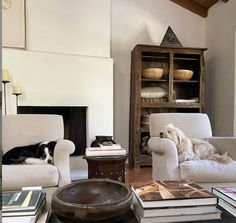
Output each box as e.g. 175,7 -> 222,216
170,0 -> 208,17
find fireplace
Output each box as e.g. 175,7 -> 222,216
17,106 -> 87,156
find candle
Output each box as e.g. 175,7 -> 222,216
2,69 -> 10,82
13,85 -> 22,95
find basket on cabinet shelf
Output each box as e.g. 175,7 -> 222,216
174,69 -> 193,80
142,68 -> 164,79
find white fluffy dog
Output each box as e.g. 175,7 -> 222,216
160,123 -> 232,163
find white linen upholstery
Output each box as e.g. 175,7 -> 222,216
3,114 -> 64,153
180,160 -> 236,182
2,114 -> 75,194
149,113 -> 236,189
2,165 -> 59,190
149,113 -> 212,139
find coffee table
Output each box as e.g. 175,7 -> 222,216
49,207 -> 235,223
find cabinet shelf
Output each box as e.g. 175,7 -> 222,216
129,45 -> 206,167
141,102 -> 201,108
174,57 -> 199,61
141,78 -> 168,82
173,80 -> 199,83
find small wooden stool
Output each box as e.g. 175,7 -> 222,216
83,155 -> 128,182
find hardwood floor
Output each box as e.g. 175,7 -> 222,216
125,166 -> 152,185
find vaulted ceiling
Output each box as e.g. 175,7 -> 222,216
170,0 -> 230,18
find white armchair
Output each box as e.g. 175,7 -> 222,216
148,113 -> 236,190
2,114 -> 75,198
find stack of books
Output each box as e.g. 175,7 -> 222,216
85,144 -> 126,156
131,180 -> 221,223
2,189 -> 48,223
212,186 -> 236,217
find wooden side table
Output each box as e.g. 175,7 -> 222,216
83,155 -> 128,183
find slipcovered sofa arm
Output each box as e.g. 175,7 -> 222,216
209,137 -> 236,161
148,137 -> 180,181
54,139 -> 75,187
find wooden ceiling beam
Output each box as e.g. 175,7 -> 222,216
192,0 -> 218,8
170,0 -> 208,17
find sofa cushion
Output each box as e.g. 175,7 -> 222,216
180,160 -> 236,183
2,164 -> 59,191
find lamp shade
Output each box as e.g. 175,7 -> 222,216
13,85 -> 22,95
2,69 -> 10,82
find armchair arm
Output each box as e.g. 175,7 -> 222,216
148,137 -> 180,181
54,139 -> 75,187
208,137 -> 236,161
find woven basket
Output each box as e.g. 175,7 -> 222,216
142,68 -> 164,79
174,69 -> 193,80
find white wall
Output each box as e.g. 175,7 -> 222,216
2,0 -> 113,146
206,0 -> 236,136
27,0 -> 110,57
111,0 -> 205,149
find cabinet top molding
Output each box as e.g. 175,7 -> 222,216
133,44 -> 207,52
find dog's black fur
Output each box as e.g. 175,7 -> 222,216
2,141 -> 56,165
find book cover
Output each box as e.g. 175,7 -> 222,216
2,193 -> 46,217
2,199 -> 46,223
212,186 -> 236,208
131,180 -> 217,208
2,190 -> 43,211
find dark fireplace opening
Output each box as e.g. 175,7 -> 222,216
17,106 -> 87,156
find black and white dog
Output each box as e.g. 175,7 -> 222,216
2,141 -> 56,165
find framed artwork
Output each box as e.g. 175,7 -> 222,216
2,0 -> 26,49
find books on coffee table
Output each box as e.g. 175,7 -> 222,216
133,209 -> 221,223
131,180 -> 221,223
2,193 -> 46,217
2,190 -> 43,212
212,186 -> 236,217
132,194 -> 218,218
131,180 -> 217,208
85,144 -> 126,156
2,189 -> 47,223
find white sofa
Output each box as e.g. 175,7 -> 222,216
148,113 -> 236,191
2,114 -> 75,199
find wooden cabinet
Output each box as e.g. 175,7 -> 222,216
129,44 -> 207,167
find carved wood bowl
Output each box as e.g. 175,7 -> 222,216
51,179 -> 133,222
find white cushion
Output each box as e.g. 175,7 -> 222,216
2,115 -> 64,153
141,87 -> 167,98
2,164 -> 59,190
180,160 -> 236,183
149,113 -> 212,139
